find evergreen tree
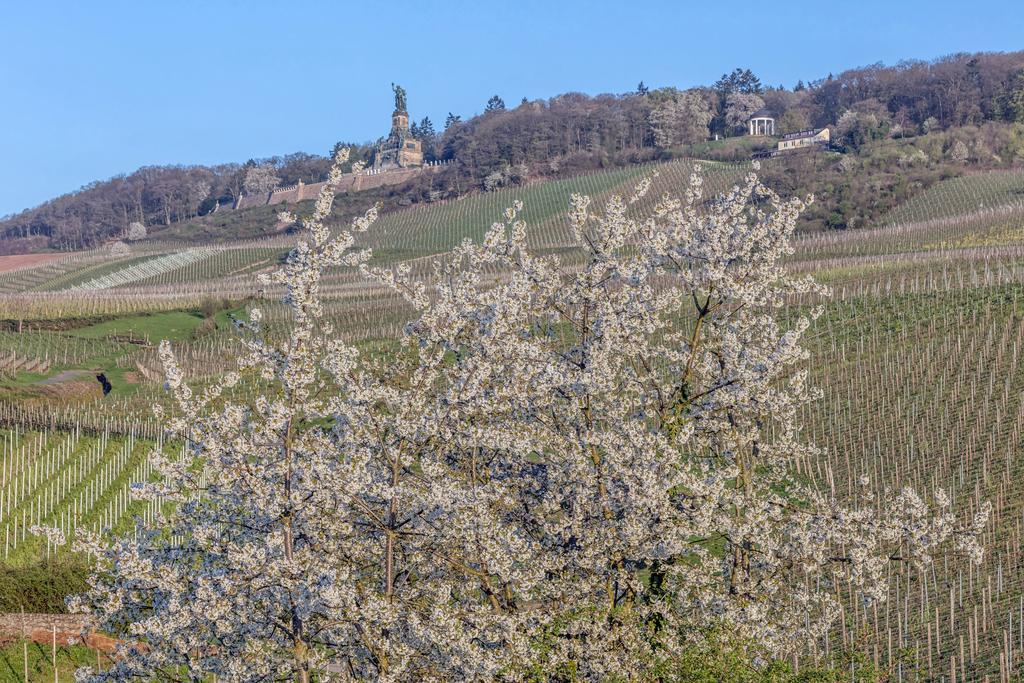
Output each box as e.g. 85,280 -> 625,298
444,112 -> 461,130
485,95 -> 506,112
418,116 -> 436,139
418,117 -> 438,161
636,81 -> 649,96
711,68 -> 763,136
1003,69 -> 1024,122
741,68 -> 763,93
713,68 -> 762,96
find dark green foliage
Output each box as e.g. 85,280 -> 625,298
834,117 -> 890,152
0,563 -> 88,613
520,626 -> 889,682
805,52 -> 1024,129
714,68 -> 763,95
710,68 -> 763,136
1001,68 -> 1024,123
417,117 -> 438,161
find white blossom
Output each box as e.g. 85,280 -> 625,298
72,149 -> 988,681
126,222 -> 147,241
109,240 -> 130,258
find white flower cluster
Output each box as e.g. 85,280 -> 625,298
69,151 -> 988,682
108,241 -> 130,258
127,222 -> 147,242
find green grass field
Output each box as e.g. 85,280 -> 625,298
0,640 -> 98,682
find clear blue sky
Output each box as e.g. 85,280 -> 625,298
1,0 -> 1021,217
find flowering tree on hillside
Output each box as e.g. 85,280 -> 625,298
126,222 -> 147,241
243,163 -> 281,196
949,139 -> 970,163
725,93 -> 765,131
67,150 -> 988,681
648,89 -> 713,148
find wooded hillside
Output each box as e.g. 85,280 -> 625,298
3,50 -> 1023,253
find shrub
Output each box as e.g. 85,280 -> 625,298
0,562 -> 88,613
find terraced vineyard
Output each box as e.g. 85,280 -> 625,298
351,160 -> 746,261
0,425 -> 160,564
0,162 -> 1022,678
787,284 -> 1024,680
0,253 -> 105,293
67,249 -> 217,291
883,169 -> 1024,225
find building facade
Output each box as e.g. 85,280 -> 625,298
374,84 -> 423,170
777,127 -> 830,152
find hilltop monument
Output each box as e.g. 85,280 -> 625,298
747,107 -> 776,136
373,83 -> 423,170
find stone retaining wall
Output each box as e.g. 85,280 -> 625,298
0,613 -> 117,651
234,161 -> 452,211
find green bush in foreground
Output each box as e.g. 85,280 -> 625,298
527,627 -> 892,683
0,562 -> 87,613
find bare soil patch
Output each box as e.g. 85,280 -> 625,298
36,369 -> 90,386
33,380 -> 104,401
0,253 -> 62,273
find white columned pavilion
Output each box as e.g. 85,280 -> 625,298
747,110 -> 775,136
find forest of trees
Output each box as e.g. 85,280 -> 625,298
3,50 -> 1024,252
0,151 -> 370,252
440,51 -> 1024,177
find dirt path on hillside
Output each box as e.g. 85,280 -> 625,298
36,369 -> 90,385
0,253 -> 62,273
